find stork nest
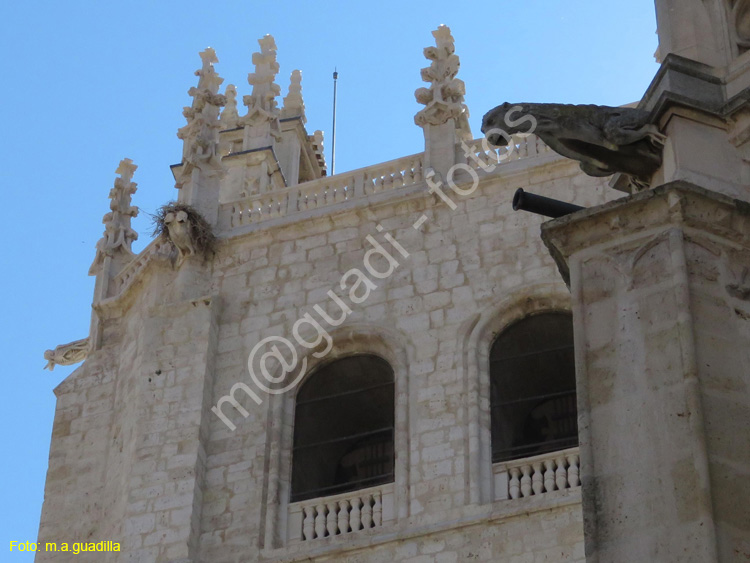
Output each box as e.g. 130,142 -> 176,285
152,202 -> 217,258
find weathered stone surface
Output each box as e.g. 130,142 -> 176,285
38,113 -> 612,561
542,182 -> 750,562
482,102 -> 666,189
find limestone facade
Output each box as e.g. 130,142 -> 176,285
37,28 -> 618,562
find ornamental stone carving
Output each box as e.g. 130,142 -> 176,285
482,102 -> 666,189
243,35 -> 281,127
89,158 -> 139,274
220,84 -> 240,129
414,25 -> 471,141
281,69 -> 306,123
43,338 -> 89,371
176,48 -> 226,183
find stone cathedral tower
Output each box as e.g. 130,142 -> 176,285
37,4 -> 750,562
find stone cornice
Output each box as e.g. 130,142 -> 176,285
541,181 -> 750,285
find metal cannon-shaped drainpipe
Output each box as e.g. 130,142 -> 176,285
512,188 -> 585,218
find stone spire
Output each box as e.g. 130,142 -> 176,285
220,84 -> 240,129
241,35 -> 282,152
414,25 -> 471,141
176,47 -> 226,183
89,158 -> 139,274
281,69 -> 306,123
244,35 -> 281,121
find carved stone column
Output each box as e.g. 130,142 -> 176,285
542,181 -> 750,562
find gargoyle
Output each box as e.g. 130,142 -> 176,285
164,209 -> 197,264
481,102 -> 666,189
154,202 -> 217,266
44,338 -> 89,371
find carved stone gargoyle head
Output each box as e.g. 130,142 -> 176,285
481,102 -> 667,189
164,210 -> 196,264
153,202 -> 217,266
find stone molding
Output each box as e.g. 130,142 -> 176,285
541,180 -> 750,286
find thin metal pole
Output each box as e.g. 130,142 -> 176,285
331,68 -> 338,175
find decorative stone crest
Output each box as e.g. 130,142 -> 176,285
89,159 -> 139,273
414,25 -> 471,140
44,338 -> 89,371
176,48 -> 227,183
220,84 -> 240,129
243,35 -> 282,127
281,69 -> 306,123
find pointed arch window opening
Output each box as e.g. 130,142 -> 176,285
291,354 -> 395,503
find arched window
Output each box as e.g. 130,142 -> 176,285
490,312 -> 578,463
291,355 -> 395,503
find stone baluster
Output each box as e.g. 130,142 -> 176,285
326,502 -> 338,536
526,134 -> 538,156
544,459 -> 557,493
361,495 -> 373,529
519,136 -> 529,158
302,505 -> 315,541
353,172 -> 365,197
567,453 -> 580,487
485,148 -> 498,168
532,461 -> 544,495
520,465 -> 532,497
509,467 -> 521,499
337,500 -> 350,534
556,455 -> 568,491
314,503 -> 326,539
350,497 -> 361,531
372,491 -> 382,526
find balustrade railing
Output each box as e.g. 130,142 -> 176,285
296,174 -> 355,211
219,152 -> 424,231
111,240 -> 171,296
229,192 -> 289,228
364,157 -> 423,194
464,134 -> 551,173
218,135 -> 554,232
493,447 -> 580,501
287,483 -> 394,543
107,136 -> 556,302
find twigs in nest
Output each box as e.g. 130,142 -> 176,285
152,202 -> 216,259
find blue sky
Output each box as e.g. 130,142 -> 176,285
0,0 -> 657,558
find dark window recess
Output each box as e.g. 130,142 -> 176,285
490,312 -> 578,463
291,355 -> 395,503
